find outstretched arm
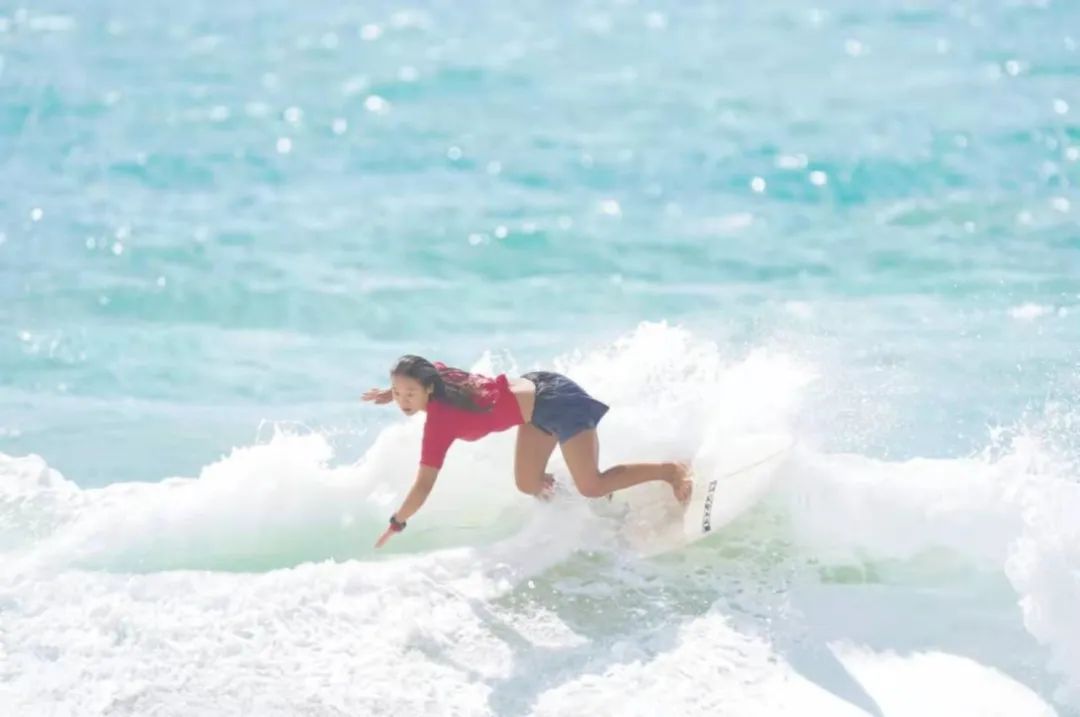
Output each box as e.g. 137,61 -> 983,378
375,464 -> 440,548
361,387 -> 393,404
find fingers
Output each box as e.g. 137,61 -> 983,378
374,527 -> 395,548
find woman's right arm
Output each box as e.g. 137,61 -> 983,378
374,464 -> 440,548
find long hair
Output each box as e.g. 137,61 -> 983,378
391,355 -> 491,413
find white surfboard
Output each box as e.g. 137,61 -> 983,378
599,433 -> 794,556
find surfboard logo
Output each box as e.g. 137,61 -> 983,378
701,479 -> 719,533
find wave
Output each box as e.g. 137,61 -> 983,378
1,322 -> 1078,706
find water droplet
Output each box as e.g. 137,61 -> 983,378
209,105 -> 229,121
244,101 -> 270,118
284,106 -> 303,124
276,137 -> 292,154
364,95 -> 388,113
331,118 -> 348,135
645,12 -> 667,29
18,330 -> 30,342
398,66 -> 419,82
1051,197 -> 1071,213
776,154 -> 808,169
936,38 -> 950,54
447,146 -> 462,161
112,242 -> 124,255
342,76 -> 368,96
494,225 -> 508,239
1053,98 -> 1069,115
486,160 -> 502,175
750,177 -> 766,193
156,275 -> 167,287
1066,147 -> 1080,161
85,236 -> 95,249
1016,210 -> 1033,225
844,39 -> 864,57
467,233 -> 486,246
963,221 -> 976,233
30,207 -> 43,221
1004,59 -> 1021,76
599,199 -> 621,216
809,170 -> 828,186
360,23 -> 382,41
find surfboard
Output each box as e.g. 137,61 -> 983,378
597,433 -> 794,556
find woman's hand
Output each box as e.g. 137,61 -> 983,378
362,387 -> 393,404
374,525 -> 397,548
375,514 -> 407,549
374,467 -> 438,548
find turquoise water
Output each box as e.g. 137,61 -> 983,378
2,2 -> 1080,714
3,0 -> 1077,484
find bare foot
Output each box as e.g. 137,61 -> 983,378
668,462 -> 693,505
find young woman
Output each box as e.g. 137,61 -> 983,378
364,355 -> 692,547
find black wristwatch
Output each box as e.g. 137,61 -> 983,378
389,514 -> 407,532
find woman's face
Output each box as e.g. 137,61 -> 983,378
391,374 -> 431,416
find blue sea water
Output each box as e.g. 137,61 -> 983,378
2,1 -> 1079,714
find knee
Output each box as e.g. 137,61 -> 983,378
575,475 -> 607,499
514,470 -> 538,495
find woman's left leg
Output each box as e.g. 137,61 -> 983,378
560,429 -> 692,502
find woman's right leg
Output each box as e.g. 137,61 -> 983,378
514,422 -> 559,496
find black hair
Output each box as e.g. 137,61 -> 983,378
391,355 -> 491,413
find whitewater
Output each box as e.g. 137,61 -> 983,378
2,325 -> 1078,715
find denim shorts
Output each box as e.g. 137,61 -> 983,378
521,371 -> 609,443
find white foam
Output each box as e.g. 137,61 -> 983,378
779,434 -> 1080,703
2,323 -> 1077,712
1009,303 -> 1053,321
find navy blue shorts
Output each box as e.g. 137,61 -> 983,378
522,371 -> 609,443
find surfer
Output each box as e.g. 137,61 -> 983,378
363,355 -> 692,547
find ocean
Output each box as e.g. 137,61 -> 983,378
1,0 -> 1078,714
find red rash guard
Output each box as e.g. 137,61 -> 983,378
420,363 -> 525,469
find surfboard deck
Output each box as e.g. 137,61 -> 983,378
597,433 -> 794,556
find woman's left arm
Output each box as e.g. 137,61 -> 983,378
374,464 -> 440,548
